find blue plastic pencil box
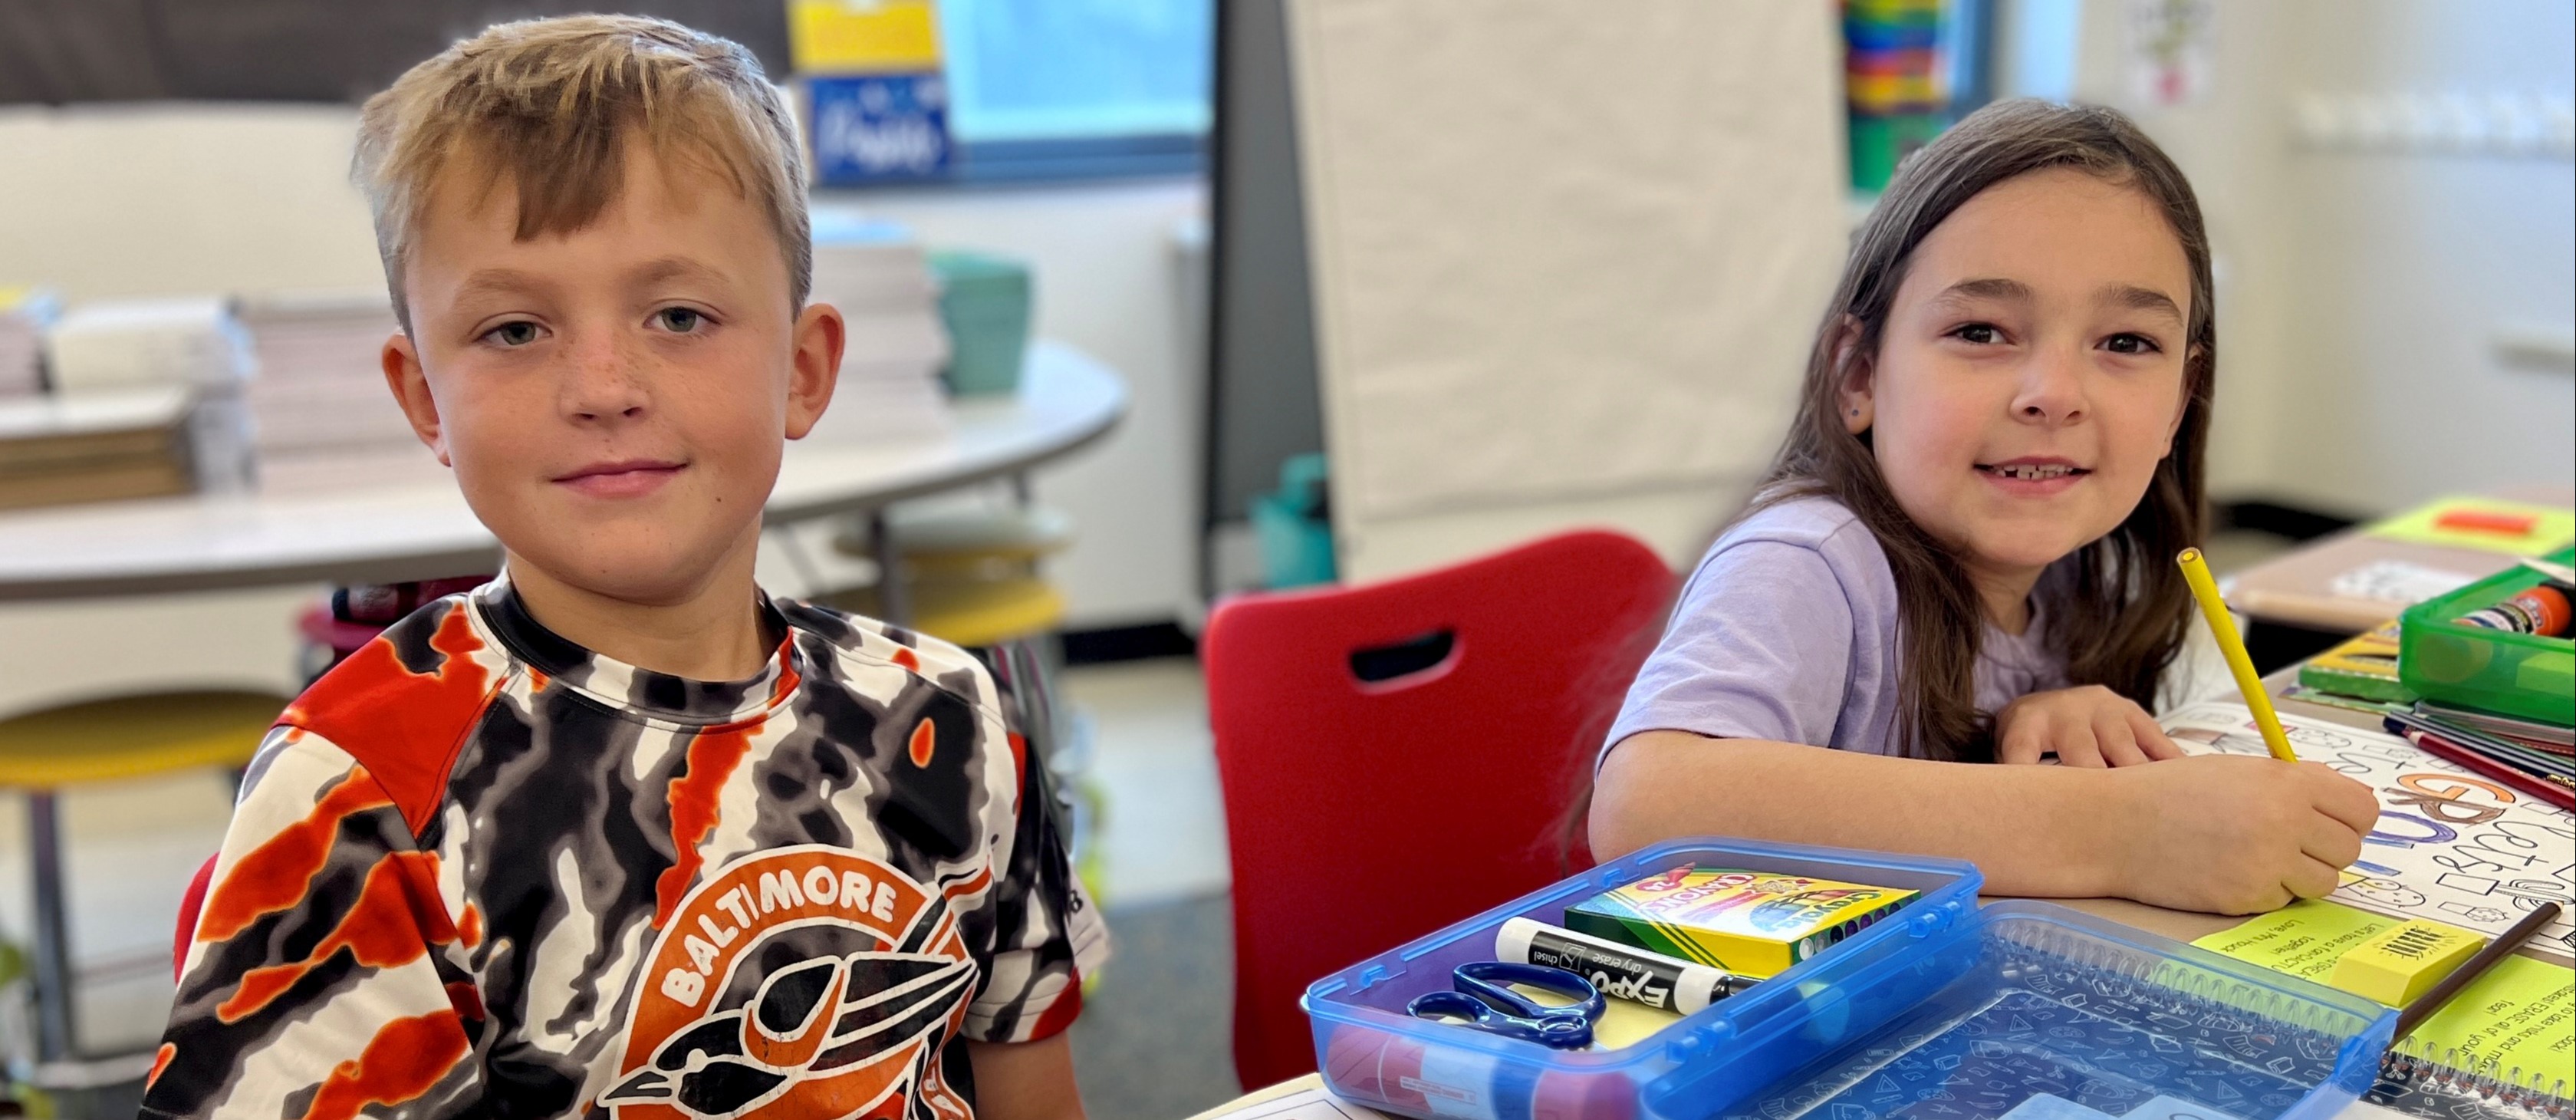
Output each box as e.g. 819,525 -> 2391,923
1301,838 -> 2396,1120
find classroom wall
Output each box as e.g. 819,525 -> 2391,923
2036,0 -> 2576,516
0,104 -> 1206,704
0,104 -> 389,301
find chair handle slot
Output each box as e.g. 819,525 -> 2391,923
1347,628 -> 1459,688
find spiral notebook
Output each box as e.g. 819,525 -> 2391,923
2195,901 -> 2574,1120
2367,952 -> 2572,1120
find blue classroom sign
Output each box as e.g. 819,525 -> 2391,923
809,73 -> 952,183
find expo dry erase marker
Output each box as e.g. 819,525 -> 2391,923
1495,917 -> 1746,1015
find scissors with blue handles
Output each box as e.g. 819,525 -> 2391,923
1405,961 -> 1606,1049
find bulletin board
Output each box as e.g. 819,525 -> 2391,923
1281,0 -> 1850,579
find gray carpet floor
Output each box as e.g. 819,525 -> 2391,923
1067,891 -> 1244,1119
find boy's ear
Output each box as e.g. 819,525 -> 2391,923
381,331 -> 451,466
784,302 -> 845,440
1831,315 -> 1875,434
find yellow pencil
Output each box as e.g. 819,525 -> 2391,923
2177,548 -> 2299,763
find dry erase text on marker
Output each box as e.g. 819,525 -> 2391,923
1583,969 -> 1673,1009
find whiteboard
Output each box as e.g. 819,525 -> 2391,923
1284,0 -> 1850,579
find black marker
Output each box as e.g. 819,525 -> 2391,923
1495,917 -> 1749,1015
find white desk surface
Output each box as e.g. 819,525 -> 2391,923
0,341 -> 1124,600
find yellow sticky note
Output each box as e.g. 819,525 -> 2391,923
2329,920 -> 2484,1006
2192,899 -> 2397,982
2364,497 -> 2576,556
2397,954 -> 2576,1076
789,0 -> 944,74
2202,904 -> 2576,1078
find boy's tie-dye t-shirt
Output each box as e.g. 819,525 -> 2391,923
142,578 -> 1106,1119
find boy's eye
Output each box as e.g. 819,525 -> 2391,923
655,308 -> 706,333
1952,323 -> 2002,344
2103,332 -> 2161,354
483,321 -> 542,348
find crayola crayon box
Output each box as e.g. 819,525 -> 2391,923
1563,864 -> 1917,977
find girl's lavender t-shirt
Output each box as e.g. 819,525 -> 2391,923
1606,496 -> 2068,759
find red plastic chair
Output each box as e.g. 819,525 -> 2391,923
1205,529 -> 1676,1091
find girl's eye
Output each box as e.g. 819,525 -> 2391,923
655,308 -> 706,333
484,321 -> 541,348
2103,332 -> 2161,355
1953,323 -> 2002,345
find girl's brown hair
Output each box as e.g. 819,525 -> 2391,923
1765,98 -> 2214,761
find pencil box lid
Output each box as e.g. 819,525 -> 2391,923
1301,836 -> 1984,1118
1303,838 -> 2394,1120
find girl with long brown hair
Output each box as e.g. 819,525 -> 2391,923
1589,100 -> 2376,916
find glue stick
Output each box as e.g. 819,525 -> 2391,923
2458,585 -> 2572,637
1495,917 -> 1747,1015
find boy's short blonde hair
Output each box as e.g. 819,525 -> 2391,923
354,15 -> 810,331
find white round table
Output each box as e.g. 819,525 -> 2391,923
0,341 -> 1126,608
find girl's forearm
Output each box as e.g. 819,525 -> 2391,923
1589,730 -> 2138,898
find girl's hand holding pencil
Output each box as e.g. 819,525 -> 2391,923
2106,754 -> 2380,914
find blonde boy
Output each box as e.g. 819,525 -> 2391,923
143,17 -> 1103,1118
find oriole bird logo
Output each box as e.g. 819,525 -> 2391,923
601,951 -> 975,1118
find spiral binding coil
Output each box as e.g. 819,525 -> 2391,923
1993,917 -> 2374,1046
2382,1038 -> 2576,1120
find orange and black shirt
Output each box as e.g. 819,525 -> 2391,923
142,578 -> 1106,1118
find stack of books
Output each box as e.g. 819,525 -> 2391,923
41,297 -> 257,496
0,387 -> 197,509
45,297 -> 253,396
234,290 -> 418,459
0,286 -> 57,398
803,209 -> 952,443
